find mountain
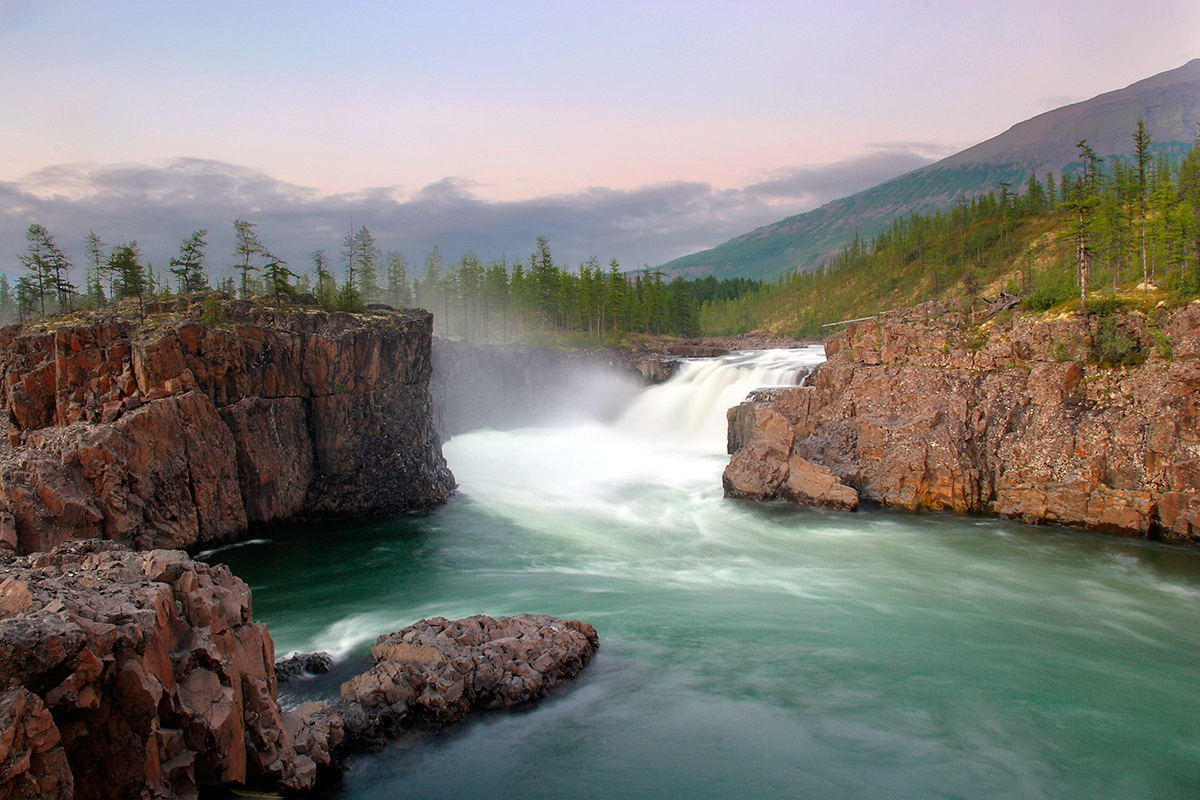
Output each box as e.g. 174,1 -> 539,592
661,59 -> 1200,281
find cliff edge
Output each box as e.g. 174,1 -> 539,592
0,296 -> 455,554
725,301 -> 1200,545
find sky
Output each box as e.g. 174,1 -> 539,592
1,0 -> 1197,277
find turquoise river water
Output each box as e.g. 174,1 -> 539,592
206,348 -> 1200,800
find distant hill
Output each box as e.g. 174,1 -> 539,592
661,59 -> 1200,281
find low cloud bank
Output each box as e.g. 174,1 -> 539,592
0,149 -> 933,279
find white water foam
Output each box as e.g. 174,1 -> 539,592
615,347 -> 825,450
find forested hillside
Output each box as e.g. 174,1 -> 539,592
701,125 -> 1200,338
661,59 -> 1200,281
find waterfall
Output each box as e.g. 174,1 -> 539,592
616,346 -> 826,451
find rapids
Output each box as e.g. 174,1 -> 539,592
208,347 -> 1200,799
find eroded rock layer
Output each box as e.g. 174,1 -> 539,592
0,297 -> 455,553
725,301 -> 1200,544
0,541 -> 313,799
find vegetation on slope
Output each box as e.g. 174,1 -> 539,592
699,126 -> 1200,338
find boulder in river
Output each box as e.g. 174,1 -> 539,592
340,614 -> 600,744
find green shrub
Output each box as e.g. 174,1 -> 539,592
1092,317 -> 1144,367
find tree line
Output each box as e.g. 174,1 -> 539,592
9,222 -> 706,342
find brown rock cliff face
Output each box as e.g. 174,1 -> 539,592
0,540 -> 318,799
0,298 -> 455,554
725,302 -> 1200,544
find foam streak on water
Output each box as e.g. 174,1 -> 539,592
209,346 -> 1200,800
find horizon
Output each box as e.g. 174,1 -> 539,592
1,0 -> 1197,275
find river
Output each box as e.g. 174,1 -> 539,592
207,347 -> 1200,799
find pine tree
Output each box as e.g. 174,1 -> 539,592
1065,140 -> 1103,311
0,274 -> 14,323
110,242 -> 149,318
84,230 -> 107,307
312,249 -> 336,309
232,219 -> 265,299
1133,120 -> 1153,289
355,227 -> 382,304
385,251 -> 413,308
19,224 -> 75,315
262,251 -> 297,305
169,230 -> 209,294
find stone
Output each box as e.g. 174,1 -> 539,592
340,614 -> 599,744
724,301 -> 1200,544
0,299 -> 455,554
275,651 -> 334,682
0,541 -> 299,799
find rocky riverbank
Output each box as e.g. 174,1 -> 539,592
725,301 -> 1200,545
0,541 -> 599,798
0,296 -> 454,554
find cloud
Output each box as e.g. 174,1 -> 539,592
0,149 -> 934,281
744,150 -> 935,203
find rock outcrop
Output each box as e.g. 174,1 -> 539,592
0,297 -> 455,554
725,301 -> 1200,544
0,540 -> 316,799
340,614 -> 600,744
0,542 -> 599,799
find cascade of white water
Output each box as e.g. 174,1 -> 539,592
615,346 -> 826,451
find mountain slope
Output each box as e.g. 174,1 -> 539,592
662,59 -> 1200,281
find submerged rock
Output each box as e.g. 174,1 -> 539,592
340,614 -> 600,745
275,651 -> 335,682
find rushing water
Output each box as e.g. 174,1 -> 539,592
209,347 -> 1200,800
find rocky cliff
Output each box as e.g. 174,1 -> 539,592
725,301 -> 1200,545
0,297 -> 454,554
0,540 -> 317,799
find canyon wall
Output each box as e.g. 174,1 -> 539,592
725,301 -> 1200,545
0,297 -> 454,554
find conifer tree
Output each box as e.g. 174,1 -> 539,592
312,249 -> 336,309
1133,120 -> 1153,289
385,251 -> 413,308
232,219 -> 264,299
110,242 -> 149,318
0,274 -> 14,323
169,230 -> 209,294
84,230 -> 107,307
19,224 -> 75,315
1065,140 -> 1103,311
262,251 -> 297,305
354,227 -> 382,304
